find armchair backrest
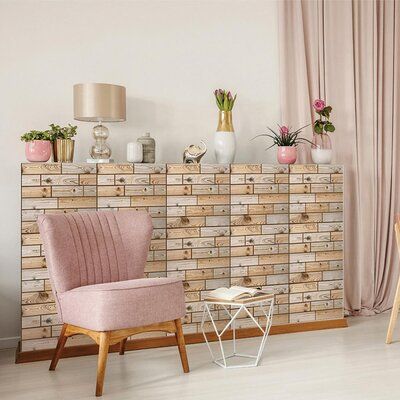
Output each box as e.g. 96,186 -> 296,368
37,210 -> 153,295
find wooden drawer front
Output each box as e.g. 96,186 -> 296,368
20,163 -> 344,352
96,164 -> 167,279
230,165 -> 289,327
21,163 -> 97,352
166,164 -> 230,334
288,165 -> 344,323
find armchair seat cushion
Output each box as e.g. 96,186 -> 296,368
58,278 -> 186,331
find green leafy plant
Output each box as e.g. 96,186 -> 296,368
214,89 -> 237,111
48,124 -> 78,140
252,124 -> 312,149
313,99 -> 335,134
20,130 -> 51,142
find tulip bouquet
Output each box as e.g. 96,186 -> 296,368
214,89 -> 237,111
313,99 -> 335,134
253,124 -> 311,149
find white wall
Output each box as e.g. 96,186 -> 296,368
0,0 -> 280,346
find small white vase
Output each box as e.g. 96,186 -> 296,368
311,133 -> 333,164
311,149 -> 333,164
127,142 -> 143,163
214,110 -> 236,163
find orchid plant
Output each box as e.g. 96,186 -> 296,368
313,99 -> 335,134
253,124 -> 311,149
214,89 -> 237,111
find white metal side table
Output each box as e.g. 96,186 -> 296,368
200,294 -> 274,369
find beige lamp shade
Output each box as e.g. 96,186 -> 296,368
73,83 -> 126,122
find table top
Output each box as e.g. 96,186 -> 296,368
204,293 -> 274,306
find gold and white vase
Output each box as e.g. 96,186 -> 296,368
214,110 -> 236,163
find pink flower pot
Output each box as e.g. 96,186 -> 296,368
277,146 -> 297,164
25,140 -> 52,162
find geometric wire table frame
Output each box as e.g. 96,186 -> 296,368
201,297 -> 274,369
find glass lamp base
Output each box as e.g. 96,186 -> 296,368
86,158 -> 114,164
90,124 -> 112,159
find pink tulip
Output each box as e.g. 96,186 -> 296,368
280,125 -> 289,136
313,99 -> 325,112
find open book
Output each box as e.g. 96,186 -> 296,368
205,286 -> 272,302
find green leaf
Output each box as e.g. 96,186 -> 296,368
314,120 -> 323,134
223,95 -> 229,111
20,129 -> 51,142
229,94 -> 237,111
325,123 -> 335,132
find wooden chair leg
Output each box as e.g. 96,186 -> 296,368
96,332 -> 111,397
387,275 -> 400,343
119,338 -> 128,355
174,318 -> 189,373
49,323 -> 68,371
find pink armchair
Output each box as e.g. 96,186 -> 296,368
37,210 -> 189,396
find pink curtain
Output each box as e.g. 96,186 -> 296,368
278,0 -> 400,314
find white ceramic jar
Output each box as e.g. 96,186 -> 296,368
127,142 -> 143,163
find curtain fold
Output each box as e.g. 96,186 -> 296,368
278,0 -> 400,314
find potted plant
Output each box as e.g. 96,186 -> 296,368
48,124 -> 77,162
214,89 -> 237,163
311,99 -> 335,164
253,124 -> 311,164
21,130 -> 52,162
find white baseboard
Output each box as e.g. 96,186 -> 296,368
0,336 -> 20,350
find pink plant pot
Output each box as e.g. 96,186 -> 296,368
277,146 -> 297,164
25,140 -> 52,162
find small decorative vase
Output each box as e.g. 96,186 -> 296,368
277,146 -> 297,164
311,133 -> 332,164
137,132 -> 155,163
127,142 -> 143,163
214,111 -> 236,163
25,140 -> 52,162
53,139 -> 75,162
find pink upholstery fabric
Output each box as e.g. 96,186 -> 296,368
38,211 -> 153,293
37,210 -> 186,331
59,278 -> 186,331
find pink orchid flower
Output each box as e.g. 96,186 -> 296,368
313,99 -> 325,112
280,125 -> 289,136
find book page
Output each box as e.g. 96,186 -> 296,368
207,286 -> 260,301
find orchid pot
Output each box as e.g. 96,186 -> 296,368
253,124 -> 311,165
277,146 -> 297,164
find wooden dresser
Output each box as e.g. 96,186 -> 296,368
19,162 -> 345,362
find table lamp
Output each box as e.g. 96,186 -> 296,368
73,83 -> 126,161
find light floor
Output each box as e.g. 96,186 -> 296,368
1,313 -> 400,400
